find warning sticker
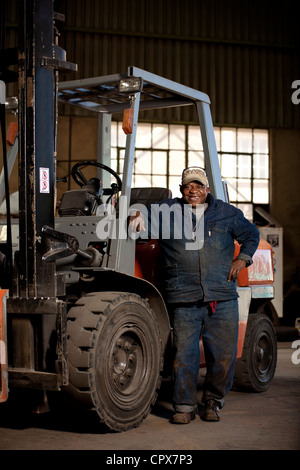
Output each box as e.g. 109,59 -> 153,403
40,167 -> 50,193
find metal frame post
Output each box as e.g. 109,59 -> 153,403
107,92 -> 141,275
97,113 -> 112,189
196,101 -> 226,202
18,0 -> 56,298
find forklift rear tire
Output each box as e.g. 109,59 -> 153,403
233,313 -> 277,392
66,292 -> 163,431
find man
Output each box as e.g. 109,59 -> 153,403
130,167 -> 260,424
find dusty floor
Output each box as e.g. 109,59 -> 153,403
0,342 -> 299,452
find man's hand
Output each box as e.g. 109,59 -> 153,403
128,211 -> 146,233
227,259 -> 246,282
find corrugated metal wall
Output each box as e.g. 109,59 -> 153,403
4,0 -> 300,127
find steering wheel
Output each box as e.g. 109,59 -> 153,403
71,161 -> 122,195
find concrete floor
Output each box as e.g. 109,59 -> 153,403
0,341 -> 299,451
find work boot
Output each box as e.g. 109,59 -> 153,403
202,399 -> 221,422
171,411 -> 196,424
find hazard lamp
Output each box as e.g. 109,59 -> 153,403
122,108 -> 134,135
118,77 -> 143,94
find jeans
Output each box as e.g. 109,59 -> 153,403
171,299 -> 239,413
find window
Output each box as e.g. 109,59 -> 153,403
217,127 -> 269,220
111,122 -> 269,220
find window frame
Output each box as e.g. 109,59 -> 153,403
111,121 -> 269,220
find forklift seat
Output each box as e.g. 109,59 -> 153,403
132,188 -> 172,281
130,187 -> 172,206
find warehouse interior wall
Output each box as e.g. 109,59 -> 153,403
270,128 -> 300,284
1,0 -> 300,323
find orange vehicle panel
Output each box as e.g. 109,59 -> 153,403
236,320 -> 247,359
136,237 -> 274,288
235,238 -> 274,287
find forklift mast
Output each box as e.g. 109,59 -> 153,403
18,0 -> 76,298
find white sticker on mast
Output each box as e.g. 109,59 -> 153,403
40,167 -> 50,193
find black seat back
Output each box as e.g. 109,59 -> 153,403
130,187 -> 172,206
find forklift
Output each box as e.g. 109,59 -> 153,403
0,0 -> 277,431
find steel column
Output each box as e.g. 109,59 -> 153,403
196,101 -> 226,202
18,0 -> 56,298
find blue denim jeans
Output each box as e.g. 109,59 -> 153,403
171,299 -> 239,413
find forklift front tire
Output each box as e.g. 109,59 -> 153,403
66,291 -> 163,431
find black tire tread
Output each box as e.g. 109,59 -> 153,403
66,291 -> 163,431
233,313 -> 277,392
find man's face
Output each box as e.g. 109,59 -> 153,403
181,181 -> 210,207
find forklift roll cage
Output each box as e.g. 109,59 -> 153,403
57,66 -> 227,205
56,66 -> 228,276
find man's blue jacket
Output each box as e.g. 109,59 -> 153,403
144,193 -> 260,304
